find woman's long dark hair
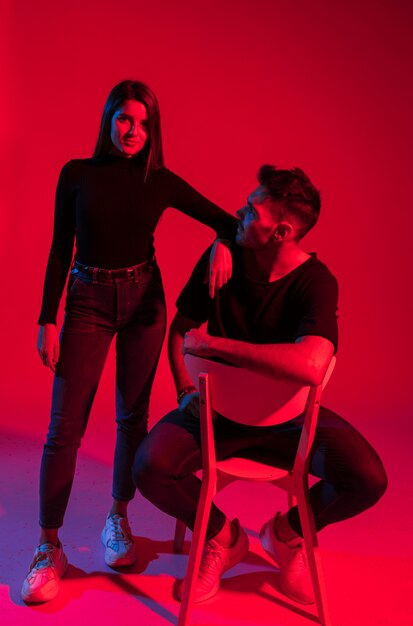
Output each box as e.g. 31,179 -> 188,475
94,80 -> 164,171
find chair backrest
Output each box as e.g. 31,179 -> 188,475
184,354 -> 335,427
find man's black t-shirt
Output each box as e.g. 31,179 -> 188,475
176,246 -> 339,352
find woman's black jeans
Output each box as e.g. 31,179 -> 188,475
39,261 -> 166,529
133,407 -> 387,540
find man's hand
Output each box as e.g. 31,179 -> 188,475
178,388 -> 217,422
208,239 -> 232,299
183,328 -> 216,358
37,324 -> 59,372
179,390 -> 200,418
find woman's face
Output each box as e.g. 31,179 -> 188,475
110,99 -> 149,157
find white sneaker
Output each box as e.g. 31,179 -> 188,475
260,512 -> 314,604
21,542 -> 68,603
179,519 -> 249,603
101,513 -> 136,567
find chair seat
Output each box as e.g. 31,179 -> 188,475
217,457 -> 291,481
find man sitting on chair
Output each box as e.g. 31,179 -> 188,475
133,165 -> 387,605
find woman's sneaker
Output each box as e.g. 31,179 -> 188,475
259,512 -> 314,604
21,542 -> 68,603
101,513 -> 136,567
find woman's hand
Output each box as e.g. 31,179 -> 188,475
37,324 -> 60,372
208,238 -> 232,299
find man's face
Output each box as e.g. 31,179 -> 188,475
235,186 -> 280,248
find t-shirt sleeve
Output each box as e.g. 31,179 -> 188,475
163,169 -> 237,240
176,247 -> 212,323
38,161 -> 77,325
294,265 -> 339,352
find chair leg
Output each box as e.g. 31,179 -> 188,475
288,491 -> 296,509
174,520 -> 187,553
178,478 -> 216,626
295,486 -> 331,626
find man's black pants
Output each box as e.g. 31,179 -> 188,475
133,407 -> 387,540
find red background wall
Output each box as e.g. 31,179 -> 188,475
2,0 -> 412,466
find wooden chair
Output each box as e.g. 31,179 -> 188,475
175,353 -> 336,626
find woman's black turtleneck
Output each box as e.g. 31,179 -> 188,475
38,156 -> 237,325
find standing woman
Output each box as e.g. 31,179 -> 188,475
22,80 -> 236,603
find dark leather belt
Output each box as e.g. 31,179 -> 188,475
74,258 -> 154,281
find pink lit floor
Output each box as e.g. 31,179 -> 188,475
1,415 -> 411,626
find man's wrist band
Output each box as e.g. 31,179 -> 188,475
177,386 -> 197,404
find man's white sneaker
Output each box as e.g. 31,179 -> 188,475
101,513 -> 136,567
260,512 -> 314,604
179,519 -> 249,603
21,542 -> 68,603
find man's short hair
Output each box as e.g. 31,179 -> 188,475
258,164 -> 321,238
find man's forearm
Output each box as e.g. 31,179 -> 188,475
188,334 -> 333,386
168,317 -> 199,394
168,330 -> 194,392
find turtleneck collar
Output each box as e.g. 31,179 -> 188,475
94,153 -> 146,168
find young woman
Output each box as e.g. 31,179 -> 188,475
22,80 -> 236,603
